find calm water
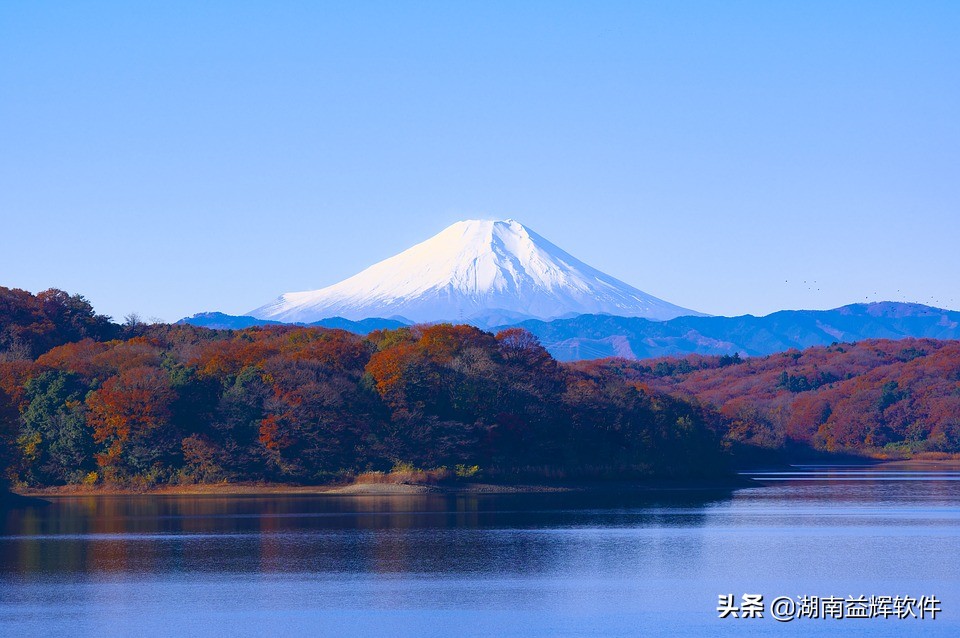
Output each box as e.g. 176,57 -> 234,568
2,466 -> 958,637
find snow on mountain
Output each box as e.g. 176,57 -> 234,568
248,219 -> 704,325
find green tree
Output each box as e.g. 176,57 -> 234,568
18,371 -> 96,484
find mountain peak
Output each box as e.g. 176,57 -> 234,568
249,219 -> 703,325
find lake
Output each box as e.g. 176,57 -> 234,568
2,465 -> 958,636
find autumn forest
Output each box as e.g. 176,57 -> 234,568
2,286 -> 959,491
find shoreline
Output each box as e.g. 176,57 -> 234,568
13,459 -> 958,500
12,476 -> 755,498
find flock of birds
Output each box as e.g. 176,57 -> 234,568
782,280 -> 954,309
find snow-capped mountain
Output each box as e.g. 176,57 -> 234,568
248,219 -> 703,325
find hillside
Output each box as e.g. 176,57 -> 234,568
0,301 -> 729,489
4,286 -> 960,493
575,338 -> 960,457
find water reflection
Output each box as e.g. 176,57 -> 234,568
2,472 -> 958,637
0,490 -> 729,578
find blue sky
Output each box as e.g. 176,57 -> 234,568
2,1 -> 958,321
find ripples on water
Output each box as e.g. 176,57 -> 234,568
2,465 -> 958,637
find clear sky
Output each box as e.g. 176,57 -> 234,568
2,1 -> 958,322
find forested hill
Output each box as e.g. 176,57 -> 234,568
1,287 -> 116,359
0,287 -> 728,489
3,286 -> 960,492
574,339 -> 960,457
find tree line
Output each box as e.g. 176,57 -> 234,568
576,339 -> 960,457
0,287 -> 727,488
4,286 -> 958,490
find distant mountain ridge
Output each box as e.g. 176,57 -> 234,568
248,219 -> 703,326
179,302 -> 960,361
177,312 -> 407,333
504,302 -> 960,361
